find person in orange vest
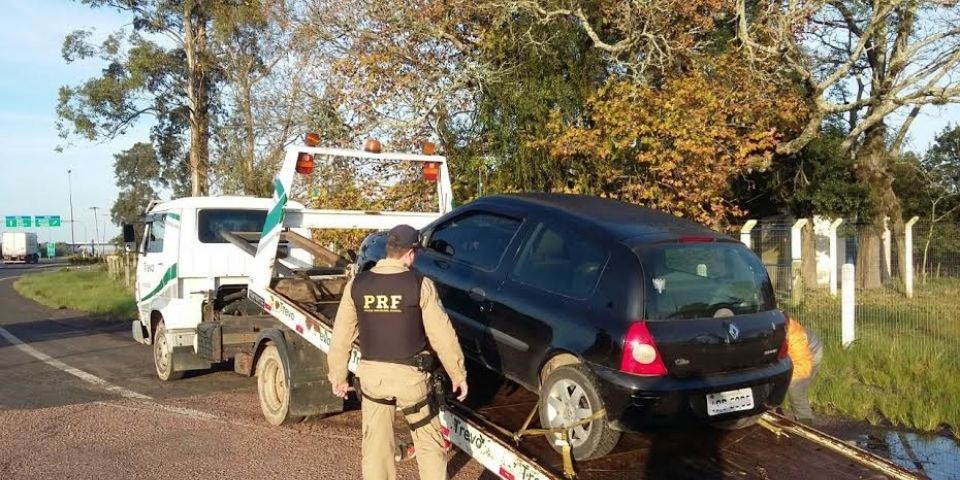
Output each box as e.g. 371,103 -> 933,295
785,316 -> 823,426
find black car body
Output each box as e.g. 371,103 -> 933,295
356,193 -> 791,458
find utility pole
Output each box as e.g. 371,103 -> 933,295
90,206 -> 101,256
68,169 -> 75,252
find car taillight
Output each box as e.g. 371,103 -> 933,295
777,334 -> 789,360
620,321 -> 668,376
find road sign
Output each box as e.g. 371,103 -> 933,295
35,216 -> 47,227
49,216 -> 61,227
47,243 -> 56,258
19,216 -> 31,227
4,216 -> 15,228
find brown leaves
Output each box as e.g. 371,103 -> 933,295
537,54 -> 806,226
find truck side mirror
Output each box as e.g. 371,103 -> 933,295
122,224 -> 136,244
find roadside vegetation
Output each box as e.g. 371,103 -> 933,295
790,279 -> 960,437
14,267 -> 136,320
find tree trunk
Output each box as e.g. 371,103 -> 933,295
241,77 -> 256,194
802,217 -> 818,290
184,3 -> 210,197
852,122 -> 905,289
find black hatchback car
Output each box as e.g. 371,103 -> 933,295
356,193 -> 791,459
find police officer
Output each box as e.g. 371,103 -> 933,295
328,224 -> 468,480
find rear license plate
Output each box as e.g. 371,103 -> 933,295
706,388 -> 754,416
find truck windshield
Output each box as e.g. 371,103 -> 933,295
637,242 -> 776,320
198,209 -> 268,243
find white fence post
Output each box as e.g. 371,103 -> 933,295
791,219 -> 808,304
842,263 -> 856,348
740,219 -> 757,249
829,218 -> 843,297
882,216 -> 892,278
905,216 -> 919,299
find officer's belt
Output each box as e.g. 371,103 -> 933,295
360,391 -> 438,431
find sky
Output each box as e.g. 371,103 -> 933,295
0,1 -> 958,246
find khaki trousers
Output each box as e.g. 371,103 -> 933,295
357,361 -> 447,480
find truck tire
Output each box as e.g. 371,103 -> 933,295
154,319 -> 185,381
256,343 -> 303,426
539,364 -> 621,460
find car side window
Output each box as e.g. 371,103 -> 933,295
511,223 -> 609,299
145,217 -> 165,254
426,211 -> 522,271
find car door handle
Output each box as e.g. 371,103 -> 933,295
468,288 -> 486,301
434,259 -> 450,270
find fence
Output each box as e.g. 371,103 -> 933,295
105,253 -> 137,289
741,217 -> 960,357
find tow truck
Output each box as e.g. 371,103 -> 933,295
129,136 -> 922,480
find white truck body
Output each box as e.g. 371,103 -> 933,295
2,232 -> 39,263
130,146 -> 453,371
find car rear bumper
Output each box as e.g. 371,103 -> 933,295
590,360 -> 792,432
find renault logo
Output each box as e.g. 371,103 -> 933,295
728,323 -> 740,341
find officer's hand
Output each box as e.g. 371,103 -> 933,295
453,380 -> 468,402
332,382 -> 351,399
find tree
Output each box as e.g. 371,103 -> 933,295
895,124 -> 960,280
110,142 -> 187,245
58,1 -> 263,197
736,0 -> 960,288
538,54 -> 806,227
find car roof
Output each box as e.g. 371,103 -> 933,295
473,193 -> 730,243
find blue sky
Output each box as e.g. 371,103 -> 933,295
0,1 -> 958,245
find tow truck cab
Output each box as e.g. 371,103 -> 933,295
130,197 -> 315,358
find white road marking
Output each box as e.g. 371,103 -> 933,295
0,325 -> 151,401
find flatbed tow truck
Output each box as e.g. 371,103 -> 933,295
152,138 -> 922,480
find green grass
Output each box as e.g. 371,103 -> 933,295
787,279 -> 960,437
14,267 -> 137,320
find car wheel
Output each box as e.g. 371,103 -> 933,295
153,319 -> 184,381
539,364 -> 621,460
711,412 -> 762,430
256,343 -> 303,426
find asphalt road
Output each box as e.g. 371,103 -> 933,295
0,264 -> 487,479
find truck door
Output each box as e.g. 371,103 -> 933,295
136,212 -> 180,308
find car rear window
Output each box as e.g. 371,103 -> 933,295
198,209 -> 267,243
637,242 -> 776,320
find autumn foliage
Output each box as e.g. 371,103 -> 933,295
539,56 -> 806,226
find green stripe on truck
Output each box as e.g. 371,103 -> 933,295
138,263 -> 178,304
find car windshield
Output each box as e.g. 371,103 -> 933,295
636,242 -> 776,320
198,209 -> 267,243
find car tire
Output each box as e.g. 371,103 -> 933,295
256,343 -> 303,426
154,319 -> 185,381
711,412 -> 763,430
539,364 -> 621,460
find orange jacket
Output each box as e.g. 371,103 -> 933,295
786,317 -> 814,381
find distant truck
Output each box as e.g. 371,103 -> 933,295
2,232 -> 40,263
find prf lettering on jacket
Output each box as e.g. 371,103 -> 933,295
362,295 -> 404,313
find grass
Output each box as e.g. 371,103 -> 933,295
787,279 -> 960,437
14,267 -> 137,321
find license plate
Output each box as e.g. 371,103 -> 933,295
706,388 -> 755,416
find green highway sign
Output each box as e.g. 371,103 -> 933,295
2,215 -> 62,228
47,243 -> 56,258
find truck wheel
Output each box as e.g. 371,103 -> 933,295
539,364 -> 621,460
256,343 -> 303,426
154,319 -> 184,381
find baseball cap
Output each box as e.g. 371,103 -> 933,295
386,224 -> 421,250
